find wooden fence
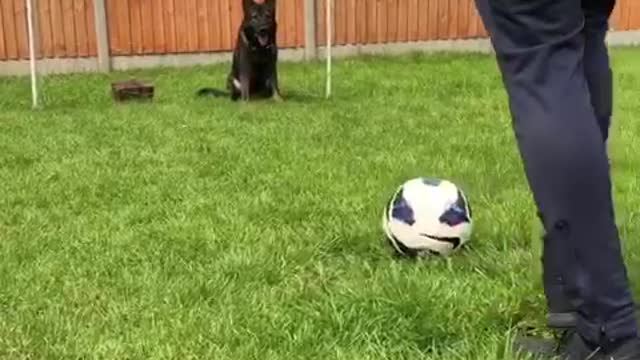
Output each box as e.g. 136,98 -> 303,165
1,0 -> 640,61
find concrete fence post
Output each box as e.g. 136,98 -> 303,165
304,0 -> 317,60
93,0 -> 111,72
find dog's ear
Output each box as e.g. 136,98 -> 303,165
242,0 -> 255,14
263,0 -> 276,11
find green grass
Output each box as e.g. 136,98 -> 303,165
1,47 -> 640,359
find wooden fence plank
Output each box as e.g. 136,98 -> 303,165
407,0 -> 418,41
141,0 -> 154,53
397,0 -> 408,42
611,0 -> 622,30
355,0 -> 365,44
295,0 -> 304,47
457,0 -> 469,38
186,0 -> 199,52
163,0 -> 177,53
207,0 -> 220,51
624,0 -> 634,29
333,0 -> 346,45
280,0 -> 297,47
377,0 -> 388,44
621,0 -> 631,30
278,0 -> 297,48
105,0 -> 118,54
174,0 -> 188,52
37,0 -> 53,57
367,0 -> 378,44
0,3 -> 6,59
196,0 -> 209,51
74,0 -> 88,57
62,0 -> 77,56
86,0 -> 97,56
629,0 -> 640,29
129,0 -> 143,53
121,0 -> 133,54
437,0 -> 448,39
448,0 -> 459,39
50,0 -> 65,56
4,0 -> 19,59
230,0 -> 242,48
427,0 -> 438,40
469,0 -> 481,37
152,0 -> 166,53
14,0 -> 29,59
417,0 -> 428,41
115,0 -> 132,55
219,0 -> 232,50
276,0 -> 286,45
385,0 -> 396,44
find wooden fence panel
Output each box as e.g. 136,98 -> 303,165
52,0 -> 95,58
106,0 -> 303,56
13,0 -> 28,57
626,0 -> 640,30
62,0 -> 76,57
618,0 -> 631,30
278,0 -> 300,48
1,0 -> 18,59
316,0 -> 487,46
1,0 -> 640,62
0,0 -> 95,60
75,0 -> 88,56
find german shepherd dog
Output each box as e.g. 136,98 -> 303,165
198,0 -> 282,102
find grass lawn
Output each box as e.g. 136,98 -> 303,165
1,47 -> 640,360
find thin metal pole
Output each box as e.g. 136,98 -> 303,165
325,0 -> 332,99
26,0 -> 39,108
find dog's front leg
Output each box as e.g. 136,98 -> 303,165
269,67 -> 283,102
239,74 -> 251,102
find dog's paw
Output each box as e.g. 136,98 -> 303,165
272,93 -> 284,102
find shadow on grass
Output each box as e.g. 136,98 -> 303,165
191,88 -> 324,105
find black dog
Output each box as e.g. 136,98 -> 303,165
198,0 -> 282,102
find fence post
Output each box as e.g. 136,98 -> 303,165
93,0 -> 111,72
304,0 -> 317,60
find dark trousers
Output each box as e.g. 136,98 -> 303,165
474,0 -> 637,344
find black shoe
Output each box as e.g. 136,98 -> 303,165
514,332 -> 640,360
556,333 -> 600,360
558,333 -> 640,360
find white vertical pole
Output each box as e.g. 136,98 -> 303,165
325,0 -> 332,99
26,0 -> 39,108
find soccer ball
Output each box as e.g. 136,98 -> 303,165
382,177 -> 473,257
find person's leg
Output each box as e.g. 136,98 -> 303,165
471,2 -> 577,328
542,0 -> 618,331
474,0 -> 578,328
474,0 -> 638,353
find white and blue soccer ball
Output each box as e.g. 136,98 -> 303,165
382,177 -> 473,257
